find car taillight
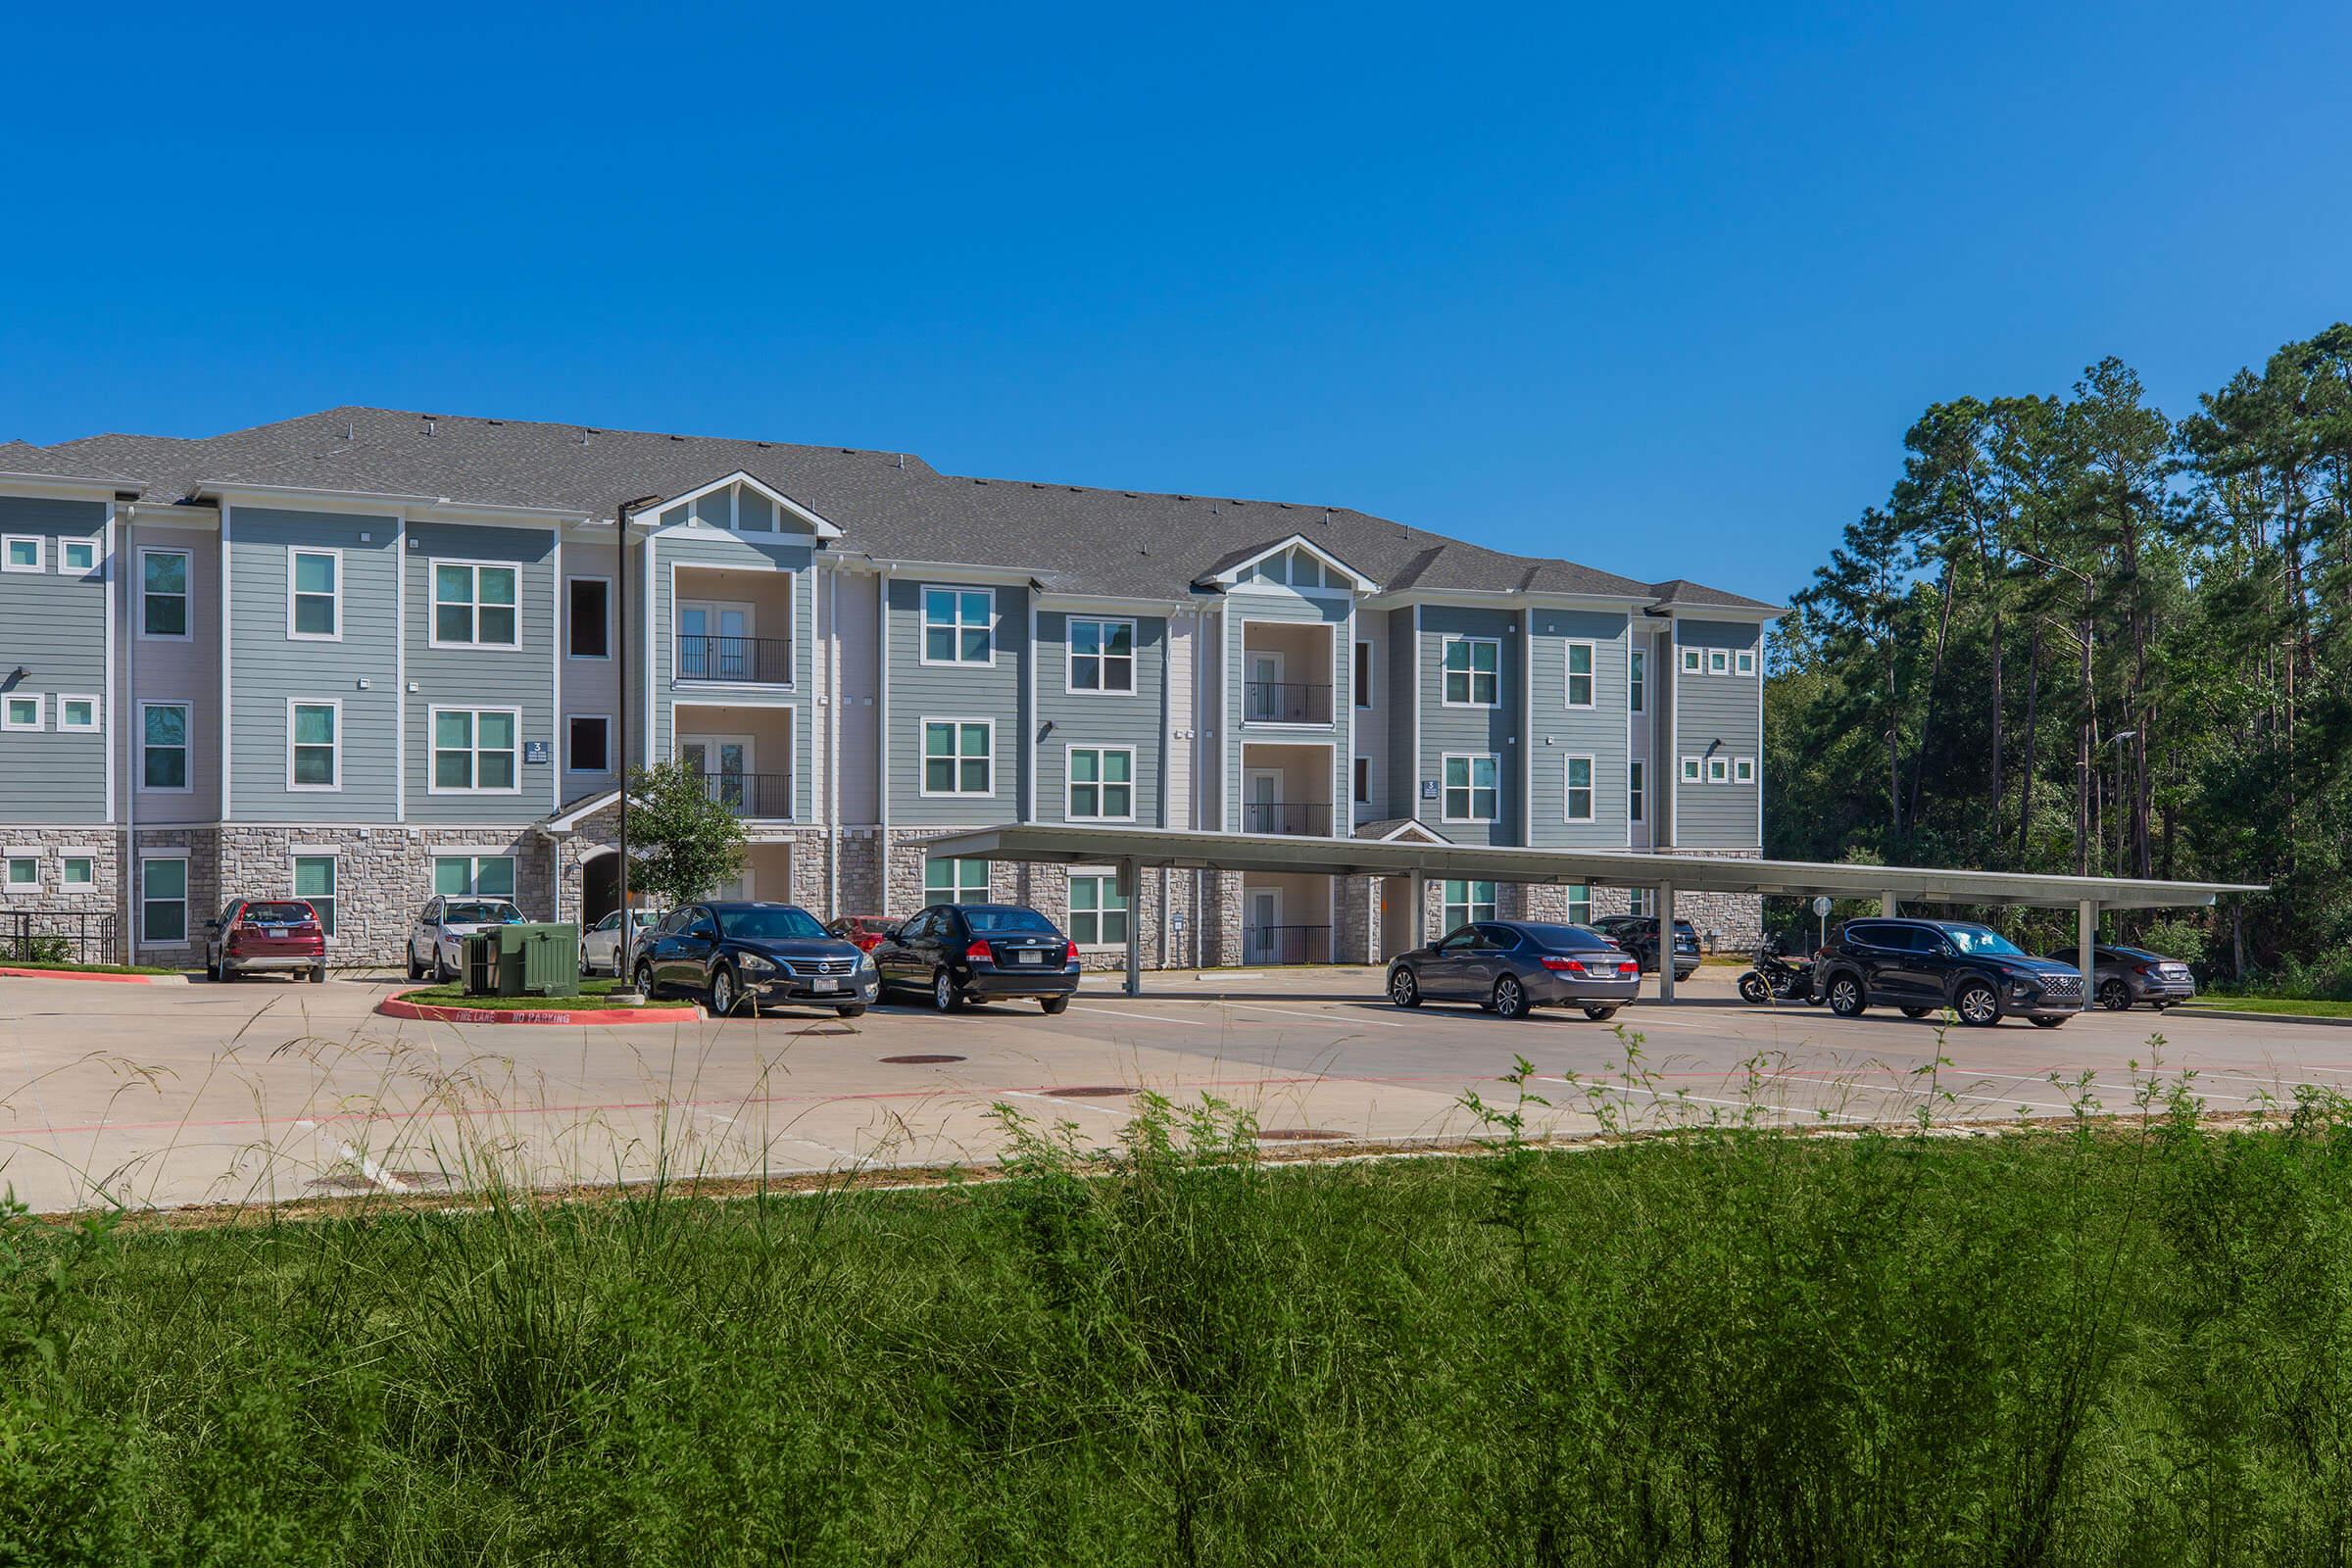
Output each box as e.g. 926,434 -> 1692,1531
1539,956 -> 1588,973
1065,940 -> 1080,964
2132,963 -> 2155,976
965,939 -> 994,964
1619,960 -> 1639,974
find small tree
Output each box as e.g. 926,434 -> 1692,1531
624,759 -> 749,910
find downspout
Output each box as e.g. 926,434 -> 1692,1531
827,562 -> 840,917
121,511 -> 136,961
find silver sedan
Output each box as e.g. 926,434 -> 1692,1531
1387,920 -> 1642,1020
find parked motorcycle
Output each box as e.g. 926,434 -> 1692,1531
1738,941 -> 1817,1004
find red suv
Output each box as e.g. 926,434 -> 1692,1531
825,914 -> 900,954
205,899 -> 327,983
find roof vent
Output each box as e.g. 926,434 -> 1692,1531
578,429 -> 590,446
422,416 -> 436,435
668,434 -> 685,442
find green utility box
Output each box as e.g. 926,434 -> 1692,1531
460,924 -> 581,997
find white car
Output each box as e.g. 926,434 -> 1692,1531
406,895 -> 526,982
580,908 -> 665,976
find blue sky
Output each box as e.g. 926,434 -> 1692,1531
3,2 -> 2346,605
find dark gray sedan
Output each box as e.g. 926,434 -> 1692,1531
2043,943 -> 2197,1011
1387,921 -> 1642,1020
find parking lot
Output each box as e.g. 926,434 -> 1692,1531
0,964 -> 2341,1214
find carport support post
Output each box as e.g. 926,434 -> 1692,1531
1882,892 -> 1899,917
2077,899 -> 2097,1012
1408,872 -> 1428,949
1122,857 -> 1142,998
1657,882 -> 1677,1004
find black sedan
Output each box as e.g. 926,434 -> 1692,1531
1592,914 -> 1703,980
872,903 -> 1080,1013
1387,921 -> 1642,1020
632,901 -> 879,1017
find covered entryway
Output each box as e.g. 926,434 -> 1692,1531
581,850 -> 620,926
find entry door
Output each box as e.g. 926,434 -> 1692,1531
680,602 -> 755,679
680,735 -> 754,812
1245,768 -> 1281,834
1245,888 -> 1282,964
1248,652 -> 1284,720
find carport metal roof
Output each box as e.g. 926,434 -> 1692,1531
923,824 -> 2265,912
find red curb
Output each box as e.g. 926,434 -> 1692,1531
377,993 -> 704,1026
0,965 -> 187,985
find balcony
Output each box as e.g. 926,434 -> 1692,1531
1244,680 -> 1333,724
694,770 -> 796,820
1242,801 -> 1333,836
1240,618 -> 1338,725
676,634 -> 795,685
1244,924 -> 1332,966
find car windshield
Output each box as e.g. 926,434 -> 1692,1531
243,902 -> 313,923
445,902 -> 521,925
964,906 -> 1056,934
1518,922 -> 1614,950
715,906 -> 826,941
1940,923 -> 2026,958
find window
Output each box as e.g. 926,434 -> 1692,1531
431,562 -> 520,648
289,549 -> 340,639
922,720 -> 993,795
1066,618 -> 1135,693
1354,641 -> 1374,708
58,696 -> 97,732
1066,747 -> 1134,820
1628,888 -> 1655,917
61,856 -> 93,888
1069,871 -> 1129,947
1734,756 -> 1755,784
1735,648 -> 1757,676
1629,760 -> 1645,823
1564,756 -> 1594,820
1679,757 -> 1702,783
567,577 -> 612,659
1680,647 -> 1701,674
293,854 -> 337,938
141,549 -> 190,639
1,695 -> 39,731
921,587 -> 993,664
1442,637 -> 1499,706
431,708 -> 520,794
1353,756 -> 1371,805
62,539 -> 97,573
1562,884 -> 1592,925
1707,755 -> 1731,784
924,857 -> 990,905
289,702 -> 340,789
1443,880 -> 1497,930
2,536 -> 40,573
432,855 -> 515,899
566,714 -> 612,773
142,704 -> 190,790
1565,642 -> 1596,708
1629,650 -> 1646,712
1443,754 -> 1498,821
1707,648 -> 1730,675
3,856 -> 35,893
141,857 -> 187,944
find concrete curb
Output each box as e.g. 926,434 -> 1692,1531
378,992 -> 703,1026
2173,1006 -> 2352,1029
0,965 -> 189,985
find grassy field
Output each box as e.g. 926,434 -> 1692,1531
2187,994 -> 2352,1018
10,1059 -> 2352,1564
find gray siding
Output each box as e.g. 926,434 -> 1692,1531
1415,603 -> 1519,845
404,521 -> 558,824
1223,587 -> 1350,833
0,495 -> 108,822
225,507 -> 400,821
559,537 -> 621,797
1524,608 -> 1632,848
1672,617 -> 1762,848
1350,616 -> 1389,823
885,576 -> 1028,826
833,566 -> 881,824
122,523 -> 221,822
1385,607 -> 1416,826
651,527 -> 814,820
1036,610 -> 1165,827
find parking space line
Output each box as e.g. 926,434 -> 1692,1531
999,1089 -> 1133,1118
1221,1002 -> 1410,1029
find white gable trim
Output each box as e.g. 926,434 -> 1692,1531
652,470 -> 844,539
1205,533 -> 1381,593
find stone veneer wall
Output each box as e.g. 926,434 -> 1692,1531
215,824 -> 555,965
128,827 -> 220,962
0,830 -> 120,961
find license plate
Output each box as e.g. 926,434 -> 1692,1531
813,976 -> 839,992
1016,951 -> 1044,965
265,927 -> 287,938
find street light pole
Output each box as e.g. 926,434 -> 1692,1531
610,494 -> 662,1002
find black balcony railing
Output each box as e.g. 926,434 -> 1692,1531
696,771 -> 796,819
1243,924 -> 1332,966
676,634 -> 795,684
3,910 -> 120,966
1242,801 -> 1334,836
1244,680 -> 1333,724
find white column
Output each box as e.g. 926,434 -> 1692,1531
1882,891 -> 1899,917
1407,871 -> 1428,949
2077,899 -> 2097,1013
1658,881 -> 1677,1004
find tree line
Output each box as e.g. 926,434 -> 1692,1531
1767,324 -> 2352,987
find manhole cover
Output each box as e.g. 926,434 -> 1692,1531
881,1054 -> 965,1065
1253,1128 -> 1349,1142
1045,1086 -> 1136,1098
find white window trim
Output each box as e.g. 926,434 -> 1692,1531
1629,650 -> 1646,713
1707,647 -> 1731,675
1707,755 -> 1731,784
56,694 -> 100,733
290,851 -> 339,943
917,715 -> 997,798
138,546 -> 193,642
137,850 -> 191,946
139,701 -> 194,794
427,705 -> 525,796
1067,865 -> 1132,951
60,538 -> 98,574
1562,754 -> 1596,821
427,558 -> 525,651
286,698 -> 343,792
1440,751 -> 1500,823
1679,756 -> 1702,783
1062,615 -> 1138,696
1563,640 -> 1598,709
1679,646 -> 1702,674
918,584 -> 998,667
1063,744 -> 1139,822
1734,756 -> 1756,784
286,546 -> 344,643
1,535 -> 42,574
1,693 -> 43,731
564,712 -> 614,773
1354,639 -> 1374,709
60,854 -> 95,888
1735,648 -> 1757,676
566,574 -> 613,661
1629,760 -> 1646,823
2,853 -> 38,894
1442,879 -> 1498,929
923,857 -> 992,905
1440,636 -> 1502,709
431,853 -> 518,900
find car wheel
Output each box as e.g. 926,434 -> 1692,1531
836,1004 -> 867,1019
1738,973 -> 1769,1004
1492,975 -> 1530,1020
309,966 -> 326,985
435,953 -> 456,984
2098,979 -> 2132,1011
931,969 -> 962,1012
580,945 -> 594,977
2032,1015 -> 2069,1029
1388,966 -> 1422,1008
1954,980 -> 2001,1027
407,945 -> 424,982
634,960 -> 658,997
1826,974 -> 1866,1017
1900,1005 -> 1933,1019
1583,1004 -> 1620,1022
708,966 -> 741,1018
1040,996 -> 1069,1015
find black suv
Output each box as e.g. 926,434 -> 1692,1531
1592,914 -> 1702,980
872,903 -> 1080,1013
1813,918 -> 2083,1027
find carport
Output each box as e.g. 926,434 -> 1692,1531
922,824 -> 2266,1007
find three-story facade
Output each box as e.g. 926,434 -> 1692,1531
0,411 -> 1777,968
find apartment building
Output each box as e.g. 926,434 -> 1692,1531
0,410 -> 1777,968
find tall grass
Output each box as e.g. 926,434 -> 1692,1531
7,1038 -> 2352,1562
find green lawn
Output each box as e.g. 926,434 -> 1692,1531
13,1076 -> 2352,1563
393,977 -> 667,1010
2183,993 -> 2352,1018
0,956 -> 182,976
